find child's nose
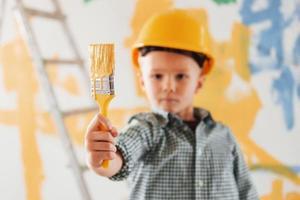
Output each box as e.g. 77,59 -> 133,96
162,76 -> 176,92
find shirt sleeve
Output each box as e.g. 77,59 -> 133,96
231,134 -> 259,200
109,117 -> 155,181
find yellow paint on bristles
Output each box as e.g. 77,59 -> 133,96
89,43 -> 115,168
90,44 -> 114,76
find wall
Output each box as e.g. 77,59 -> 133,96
0,0 -> 299,199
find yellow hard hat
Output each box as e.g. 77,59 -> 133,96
132,9 -> 214,75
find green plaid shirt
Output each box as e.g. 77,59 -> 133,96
110,108 -> 258,200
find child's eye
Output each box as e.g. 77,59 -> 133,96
151,74 -> 163,80
175,73 -> 188,81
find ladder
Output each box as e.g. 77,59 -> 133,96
13,0 -> 96,199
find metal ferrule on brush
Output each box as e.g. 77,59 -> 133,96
91,75 -> 114,96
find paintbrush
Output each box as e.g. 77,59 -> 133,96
89,43 -> 115,168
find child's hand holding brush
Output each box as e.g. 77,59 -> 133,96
85,113 -> 123,177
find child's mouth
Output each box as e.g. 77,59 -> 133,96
160,98 -> 179,103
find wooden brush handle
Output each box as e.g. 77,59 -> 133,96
97,95 -> 115,168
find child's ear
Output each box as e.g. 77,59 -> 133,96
137,71 -> 145,91
195,74 -> 205,93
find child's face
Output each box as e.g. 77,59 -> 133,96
138,51 -> 204,119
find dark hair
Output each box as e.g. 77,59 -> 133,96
138,46 -> 207,68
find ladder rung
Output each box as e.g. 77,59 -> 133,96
44,58 -> 83,65
62,106 -> 98,117
24,7 -> 65,19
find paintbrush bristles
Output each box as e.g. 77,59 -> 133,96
89,44 -> 114,78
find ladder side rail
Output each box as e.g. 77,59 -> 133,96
52,0 -> 93,99
0,0 -> 7,42
62,20 -> 92,92
52,0 -> 85,70
52,0 -> 63,16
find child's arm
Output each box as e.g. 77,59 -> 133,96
85,114 -> 123,177
232,141 -> 259,199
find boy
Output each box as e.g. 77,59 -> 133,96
85,9 -> 258,200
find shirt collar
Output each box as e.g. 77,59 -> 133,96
152,107 -> 216,128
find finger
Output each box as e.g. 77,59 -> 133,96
110,127 -> 119,137
96,113 -> 113,130
87,131 -> 115,143
88,152 -> 103,168
86,114 -> 100,132
87,142 -> 117,152
86,113 -> 111,132
94,151 -> 116,160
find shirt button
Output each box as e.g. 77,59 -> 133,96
198,180 -> 204,187
197,149 -> 202,156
